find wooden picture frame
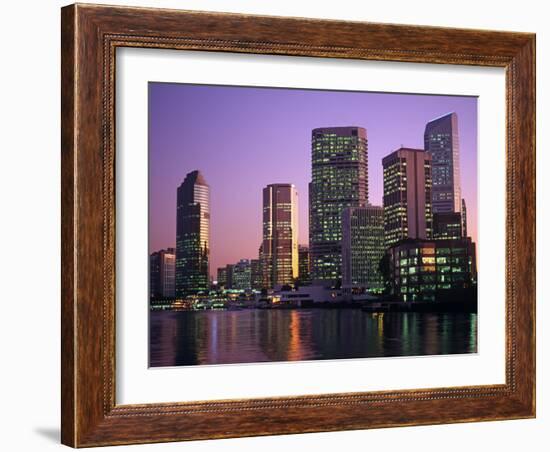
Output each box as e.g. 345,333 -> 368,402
61,3 -> 536,447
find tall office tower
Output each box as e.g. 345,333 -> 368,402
433,212 -> 462,240
382,147 -> 433,246
297,245 -> 311,286
250,259 -> 263,290
342,205 -> 385,291
175,170 -> 210,297
232,259 -> 252,291
461,198 -> 468,237
149,248 -> 176,299
424,112 -> 461,213
262,183 -> 299,288
309,127 -> 368,284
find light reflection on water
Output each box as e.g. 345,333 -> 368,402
149,309 -> 477,367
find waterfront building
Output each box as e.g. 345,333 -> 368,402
424,112 -> 461,213
309,126 -> 368,284
461,198 -> 468,237
225,264 -> 235,289
382,147 -> 433,246
386,237 -> 477,302
433,212 -> 463,240
149,247 -> 176,299
250,258 -> 263,290
232,259 -> 252,291
175,170 -> 210,296
216,267 -> 227,289
262,183 -> 299,288
342,205 -> 384,292
297,245 -> 311,286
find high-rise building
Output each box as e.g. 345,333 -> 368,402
382,147 -> 432,247
424,112 -> 461,213
461,198 -> 468,237
232,259 -> 252,290
175,170 -> 210,297
297,245 -> 311,286
149,248 -> 176,299
262,184 -> 299,288
250,258 -> 263,290
309,127 -> 368,284
433,212 -> 462,240
342,205 -> 385,291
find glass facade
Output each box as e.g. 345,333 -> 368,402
387,238 -> 477,302
309,127 -> 368,284
342,205 -> 384,291
250,258 -> 263,290
232,259 -> 252,290
175,170 -> 210,297
424,112 -> 461,213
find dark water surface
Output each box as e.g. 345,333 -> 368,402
149,309 -> 477,367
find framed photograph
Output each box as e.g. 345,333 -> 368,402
61,3 -> 536,447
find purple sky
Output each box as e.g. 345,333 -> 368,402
149,83 -> 478,278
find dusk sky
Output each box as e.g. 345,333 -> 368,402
149,83 -> 478,278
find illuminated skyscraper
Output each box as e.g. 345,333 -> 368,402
262,183 -> 299,288
175,170 -> 210,296
342,205 -> 384,291
309,126 -> 368,284
424,112 -> 461,213
382,147 -> 432,246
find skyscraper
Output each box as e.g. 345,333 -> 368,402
175,170 -> 210,297
309,126 -> 368,284
424,112 -> 461,213
382,147 -> 432,246
342,205 -> 384,291
149,248 -> 176,299
262,183 -> 299,288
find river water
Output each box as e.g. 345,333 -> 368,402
149,308 -> 477,367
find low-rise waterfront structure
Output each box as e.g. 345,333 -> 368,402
386,237 -> 477,302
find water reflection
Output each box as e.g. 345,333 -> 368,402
149,309 -> 477,367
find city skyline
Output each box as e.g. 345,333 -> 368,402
149,83 -> 478,278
